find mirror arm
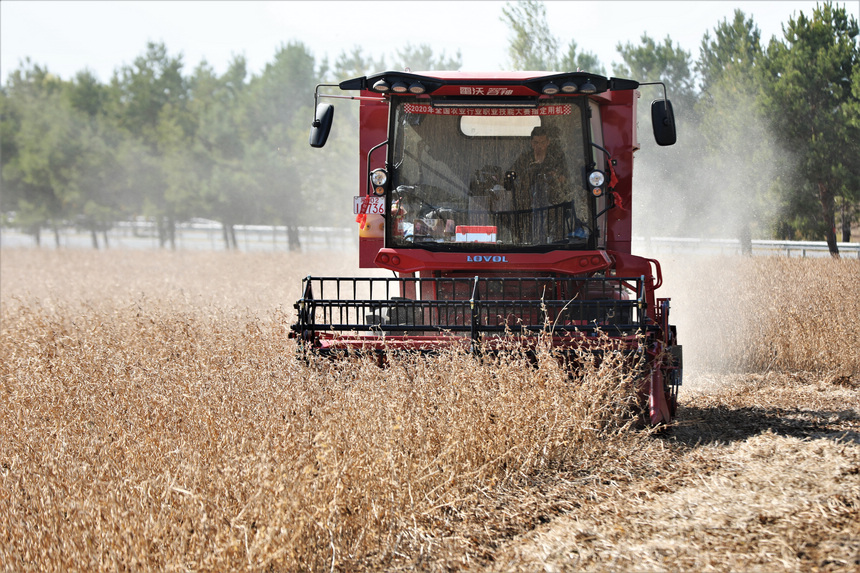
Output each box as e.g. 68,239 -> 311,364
312,83 -> 340,126
312,83 -> 386,124
639,80 -> 674,128
638,80 -> 668,103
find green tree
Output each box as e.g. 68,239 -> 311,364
245,42 -> 323,249
1,63 -> 78,246
391,44 -> 462,71
67,68 -> 108,118
191,57 -> 253,248
332,46 -> 386,80
843,61 -> 860,240
501,1 -> 603,73
693,10 -> 783,250
108,42 -> 192,247
501,0 -> 558,70
697,10 -> 763,95
559,40 -> 606,75
760,1 -> 860,255
245,42 -> 316,142
110,42 -> 189,147
611,34 -> 698,239
1,63 -> 127,249
63,69 -> 133,248
615,33 -> 697,110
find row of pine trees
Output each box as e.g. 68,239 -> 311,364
1,2 -> 858,254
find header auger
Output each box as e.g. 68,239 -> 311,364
290,70 -> 681,424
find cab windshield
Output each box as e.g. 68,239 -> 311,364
388,98 -> 592,249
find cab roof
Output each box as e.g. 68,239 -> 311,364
339,70 -> 640,97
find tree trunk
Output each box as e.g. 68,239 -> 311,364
222,223 -> 232,250
739,221 -> 752,256
287,224 -> 301,252
157,218 -> 167,248
52,223 -> 61,248
167,215 -> 176,250
818,182 -> 839,258
229,224 -> 238,250
841,200 -> 851,243
90,229 -> 99,250
103,230 -> 110,249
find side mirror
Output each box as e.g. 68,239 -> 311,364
309,103 -> 334,148
651,99 -> 676,146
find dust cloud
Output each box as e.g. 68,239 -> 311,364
627,90 -> 798,381
632,89 -> 791,244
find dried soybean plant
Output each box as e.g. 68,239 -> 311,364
4,249 -> 858,571
661,254 -> 860,375
0,249 -> 646,571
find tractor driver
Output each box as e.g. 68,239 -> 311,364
507,126 -> 574,244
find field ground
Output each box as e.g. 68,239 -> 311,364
492,372 -> 860,572
1,249 -> 859,571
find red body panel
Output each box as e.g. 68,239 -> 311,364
600,89 -> 639,253
374,248 -> 612,275
358,94 -> 389,268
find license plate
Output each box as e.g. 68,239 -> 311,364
354,195 -> 385,215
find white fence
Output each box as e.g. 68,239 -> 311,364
1,222 -> 858,258
1,220 -> 356,252
632,237 -> 860,259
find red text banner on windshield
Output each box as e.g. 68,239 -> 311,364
403,104 -> 572,116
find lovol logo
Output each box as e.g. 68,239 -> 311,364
466,255 -> 508,263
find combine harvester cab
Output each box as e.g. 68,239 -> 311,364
292,71 -> 681,424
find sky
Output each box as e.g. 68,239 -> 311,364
1,1 -> 857,85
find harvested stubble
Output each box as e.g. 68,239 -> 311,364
494,426 -> 860,572
0,249 -> 647,571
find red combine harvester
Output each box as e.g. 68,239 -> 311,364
291,71 -> 681,424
